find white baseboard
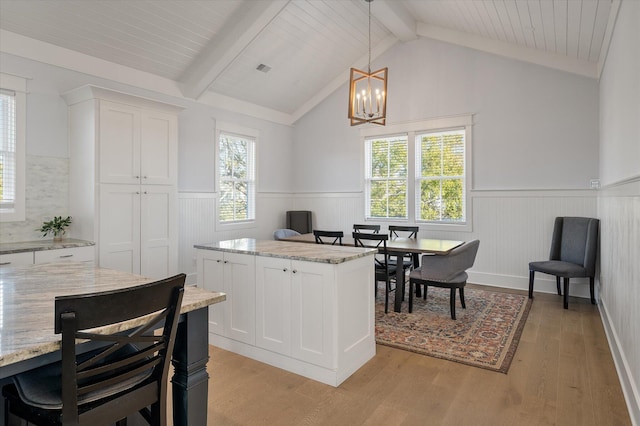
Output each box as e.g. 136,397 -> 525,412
468,271 -> 594,299
599,299 -> 640,426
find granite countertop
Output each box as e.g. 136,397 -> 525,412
195,238 -> 377,264
0,261 -> 226,368
0,238 -> 95,255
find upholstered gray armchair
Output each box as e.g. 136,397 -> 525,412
529,216 -> 599,309
408,240 -> 480,320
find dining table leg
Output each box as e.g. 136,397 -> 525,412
394,252 -> 406,312
172,306 -> 210,425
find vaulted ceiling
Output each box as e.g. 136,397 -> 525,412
0,0 -> 619,125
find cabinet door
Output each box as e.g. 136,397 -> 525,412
291,260 -> 335,368
140,110 -> 177,185
224,252 -> 256,344
99,101 -> 141,184
256,256 -> 292,355
140,185 -> 177,279
99,184 -> 141,274
197,250 -> 225,335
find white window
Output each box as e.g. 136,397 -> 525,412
216,122 -> 256,226
0,73 -> 26,222
364,135 -> 408,219
415,129 -> 466,223
362,115 -> 472,231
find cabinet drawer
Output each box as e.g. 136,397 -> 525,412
35,246 -> 95,263
0,251 -> 34,267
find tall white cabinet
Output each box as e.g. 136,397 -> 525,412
63,86 -> 182,279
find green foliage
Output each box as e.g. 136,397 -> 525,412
368,137 -> 408,218
219,135 -> 252,222
37,216 -> 72,238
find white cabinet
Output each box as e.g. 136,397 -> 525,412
99,184 -> 176,279
196,242 -> 376,387
256,257 -> 334,368
34,246 -> 94,264
99,101 -> 177,185
197,250 -> 256,344
64,86 -> 181,278
0,252 -> 34,267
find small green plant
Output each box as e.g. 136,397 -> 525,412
38,216 -> 72,239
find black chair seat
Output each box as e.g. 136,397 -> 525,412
529,260 -> 587,277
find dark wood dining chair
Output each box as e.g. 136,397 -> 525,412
529,216 -> 599,309
353,224 -> 380,233
3,274 -> 186,426
353,232 -> 397,313
313,230 -> 344,245
388,225 -> 420,271
408,240 -> 480,319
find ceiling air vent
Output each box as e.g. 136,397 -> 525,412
256,64 -> 271,73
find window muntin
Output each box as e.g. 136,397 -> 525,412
0,73 -> 26,222
218,131 -> 255,223
365,135 -> 408,219
416,129 -> 465,223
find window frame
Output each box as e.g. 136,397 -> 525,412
0,73 -> 27,222
361,114 -> 473,232
215,121 -> 257,231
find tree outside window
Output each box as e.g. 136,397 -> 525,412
218,132 -> 255,222
416,130 -> 465,222
366,135 -> 408,219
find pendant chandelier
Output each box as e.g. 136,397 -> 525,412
348,0 -> 387,126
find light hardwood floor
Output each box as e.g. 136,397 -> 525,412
201,285 -> 631,425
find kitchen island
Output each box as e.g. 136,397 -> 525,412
195,238 -> 378,387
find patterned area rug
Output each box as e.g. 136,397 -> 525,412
375,285 -> 532,373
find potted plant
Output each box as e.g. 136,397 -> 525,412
38,216 -> 72,241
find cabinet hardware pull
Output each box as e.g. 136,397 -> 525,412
59,255 -> 73,258
217,259 -> 222,263
135,176 -> 140,179
283,268 -> 288,272
143,191 -> 148,194
292,270 -> 298,274
0,262 -> 11,265
136,191 -> 140,194
224,260 -> 228,264
143,176 -> 148,179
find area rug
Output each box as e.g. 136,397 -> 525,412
375,286 -> 532,373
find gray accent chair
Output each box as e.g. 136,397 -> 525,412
408,240 -> 480,320
529,216 -> 599,309
273,229 -> 301,240
286,210 -> 312,234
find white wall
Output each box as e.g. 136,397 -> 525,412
598,0 -> 640,423
293,37 -> 600,193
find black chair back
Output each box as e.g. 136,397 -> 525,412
313,230 -> 344,245
353,232 -> 397,313
389,225 -> 418,238
353,224 -> 380,233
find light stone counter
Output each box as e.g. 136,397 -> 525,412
0,238 -> 95,255
194,238 -> 377,264
0,262 -> 225,369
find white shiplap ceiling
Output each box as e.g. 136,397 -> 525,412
0,0 -> 619,125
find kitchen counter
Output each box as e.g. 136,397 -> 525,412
194,238 -> 376,264
0,238 -> 95,255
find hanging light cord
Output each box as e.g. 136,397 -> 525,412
367,0 -> 372,73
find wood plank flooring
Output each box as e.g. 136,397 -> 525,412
194,285 -> 631,425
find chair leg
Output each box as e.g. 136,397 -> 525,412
409,280 -> 414,313
450,287 -> 456,320
563,277 -> 570,309
556,276 -> 562,295
459,287 -> 466,309
528,270 -> 535,298
384,279 -> 389,313
423,285 -> 428,300
589,276 -> 596,304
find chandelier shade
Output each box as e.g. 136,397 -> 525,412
348,0 -> 387,126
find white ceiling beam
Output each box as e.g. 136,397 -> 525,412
372,0 -> 417,42
179,0 -> 290,100
417,22 -> 598,79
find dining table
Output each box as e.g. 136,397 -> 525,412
278,232 -> 464,312
0,261 -> 226,425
